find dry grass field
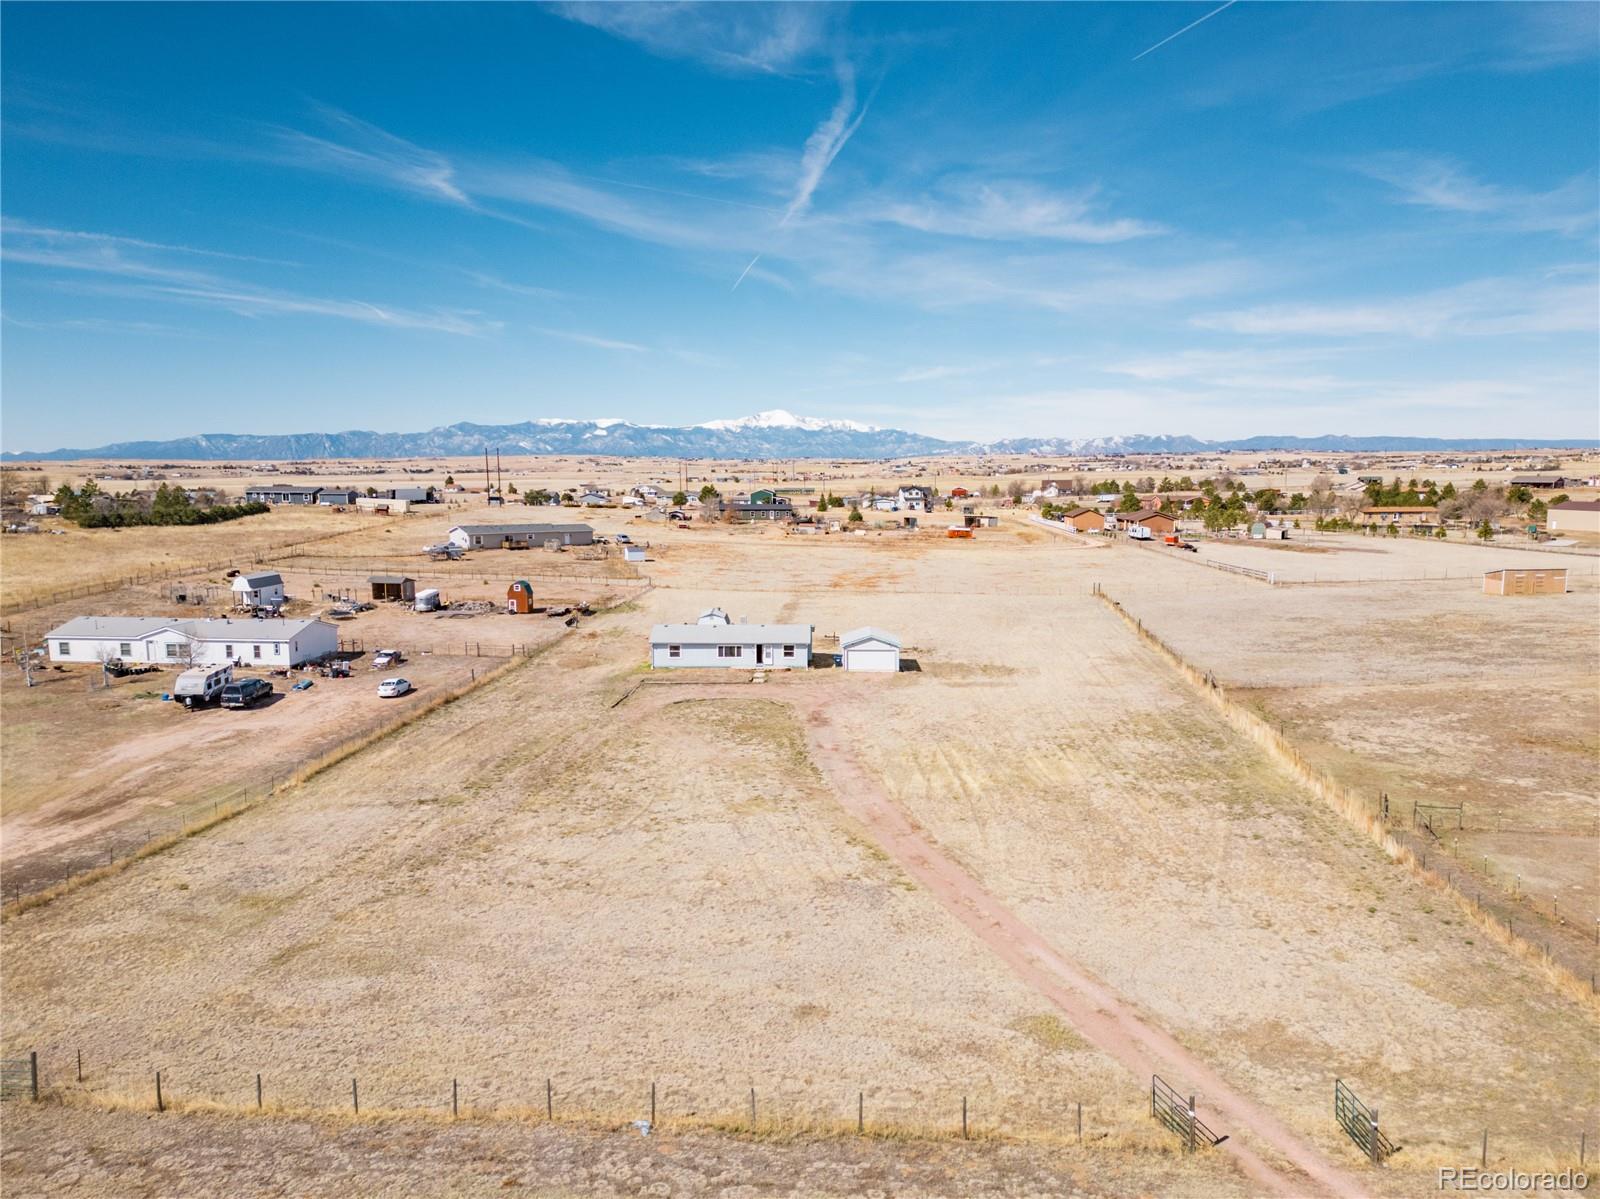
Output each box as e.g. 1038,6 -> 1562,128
2,470 -> 1597,1196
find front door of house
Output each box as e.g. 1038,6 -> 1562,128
756,644 -> 767,665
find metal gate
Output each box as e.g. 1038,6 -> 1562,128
0,1053 -> 37,1101
1335,1079 -> 1399,1163
1151,1075 -> 1226,1150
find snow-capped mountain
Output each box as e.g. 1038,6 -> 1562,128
696,409 -> 880,434
2,415 -> 1592,461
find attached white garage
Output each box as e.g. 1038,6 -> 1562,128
840,627 -> 901,673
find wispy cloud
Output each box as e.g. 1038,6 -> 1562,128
3,218 -> 497,335
548,2 -> 835,75
1352,153 -> 1598,237
463,270 -> 563,299
268,105 -> 470,205
531,326 -> 647,352
785,61 -> 869,223
866,180 -> 1164,244
1193,271 -> 1598,338
1,218 -> 297,266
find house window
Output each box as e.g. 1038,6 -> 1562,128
225,645 -> 233,659
253,645 -> 262,659
273,644 -> 282,655
783,645 -> 795,658
166,643 -> 182,659
119,642 -> 132,656
58,642 -> 70,656
717,645 -> 742,658
668,645 -> 681,659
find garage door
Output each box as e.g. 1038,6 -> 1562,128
845,647 -> 898,673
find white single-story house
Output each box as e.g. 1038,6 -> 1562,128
46,616 -> 338,668
840,627 -> 902,673
650,617 -> 813,669
232,571 -> 285,607
448,523 -> 595,550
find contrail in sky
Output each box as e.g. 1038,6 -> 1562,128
731,253 -> 763,291
1132,0 -> 1237,61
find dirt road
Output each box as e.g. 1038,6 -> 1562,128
793,700 -> 1364,1199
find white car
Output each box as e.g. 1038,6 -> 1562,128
371,649 -> 403,669
376,677 -> 413,698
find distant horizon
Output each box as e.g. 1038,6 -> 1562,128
3,3 -> 1597,445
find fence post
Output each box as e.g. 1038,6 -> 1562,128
76,1049 -> 82,1084
257,1073 -> 263,1109
962,1095 -> 968,1139
1370,1107 -> 1380,1166
858,1091 -> 864,1134
650,1081 -> 656,1125
1481,1128 -> 1487,1167
352,1077 -> 359,1114
155,1070 -> 163,1112
1076,1101 -> 1082,1143
452,1078 -> 458,1118
749,1087 -> 756,1127
546,1078 -> 553,1120
1187,1095 -> 1197,1154
30,1051 -> 38,1102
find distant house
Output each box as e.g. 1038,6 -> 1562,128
649,614 -> 812,669
1360,505 -> 1439,529
231,571 -> 285,607
1509,476 -> 1567,490
715,496 -> 795,522
448,523 -> 594,550
46,615 -> 336,667
1548,500 -> 1600,535
1117,509 -> 1177,535
1061,507 -> 1106,532
244,484 -> 321,505
317,488 -> 358,506
840,627 -> 901,673
896,486 -> 931,512
383,486 -> 437,504
576,492 -> 611,507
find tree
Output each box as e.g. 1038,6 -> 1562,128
444,474 -> 455,486
1116,482 -> 1141,513
1528,499 -> 1548,523
848,505 -> 863,523
698,484 -> 720,502
1476,519 -> 1494,541
1471,478 -> 1487,493
508,483 -> 519,495
672,490 -> 687,507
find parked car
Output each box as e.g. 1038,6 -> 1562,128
615,534 -> 632,544
371,649 -> 403,669
377,677 -> 413,698
220,677 -> 273,710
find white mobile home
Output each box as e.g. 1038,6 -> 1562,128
650,619 -> 813,669
231,571 -> 285,607
840,627 -> 902,673
448,523 -> 595,550
46,616 -> 338,668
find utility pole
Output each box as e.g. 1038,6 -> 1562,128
483,448 -> 491,496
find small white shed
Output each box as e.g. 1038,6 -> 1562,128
232,571 -> 285,608
840,627 -> 901,673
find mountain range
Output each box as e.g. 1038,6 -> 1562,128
3,410 -> 1593,461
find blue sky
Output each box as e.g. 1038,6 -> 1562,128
2,1 -> 1596,449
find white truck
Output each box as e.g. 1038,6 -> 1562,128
174,663 -> 233,710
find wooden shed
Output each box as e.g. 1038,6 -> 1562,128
506,580 -> 535,613
1482,568 -> 1567,596
368,574 -> 416,603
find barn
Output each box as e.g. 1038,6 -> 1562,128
840,627 -> 901,673
1548,500 -> 1600,535
1482,568 -> 1568,596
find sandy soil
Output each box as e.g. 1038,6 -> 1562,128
1173,531 -> 1599,583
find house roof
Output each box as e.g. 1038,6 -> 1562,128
841,627 -> 902,650
650,623 -> 813,645
1122,509 -> 1171,522
1061,507 -> 1100,518
451,523 -> 593,536
48,615 -> 329,642
1510,476 -> 1565,485
234,571 -> 283,587
368,574 -> 415,585
247,484 -> 321,495
1552,500 -> 1600,511
1360,506 -> 1438,513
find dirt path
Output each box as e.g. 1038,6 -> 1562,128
793,700 -> 1364,1199
615,680 -> 1363,1196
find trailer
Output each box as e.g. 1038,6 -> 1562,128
174,664 -> 233,710
414,588 -> 442,612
